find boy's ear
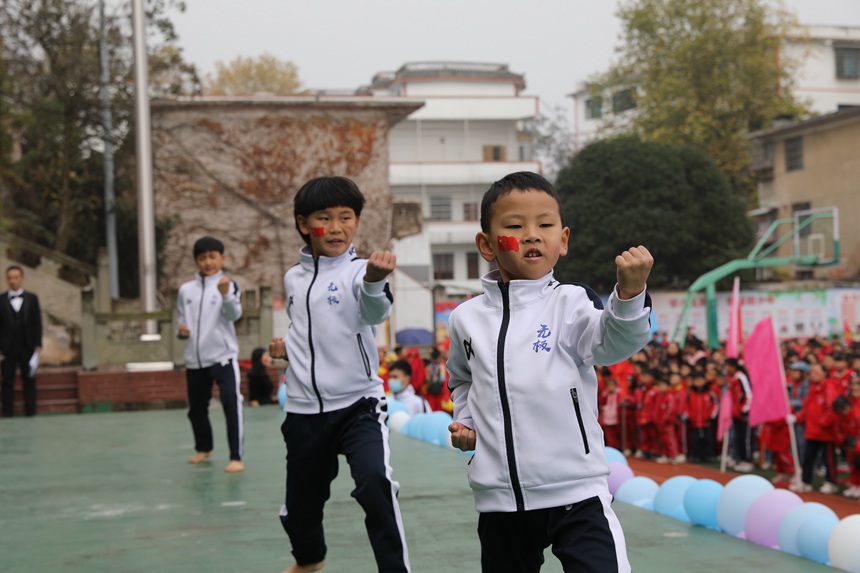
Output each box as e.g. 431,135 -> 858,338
560,226 -> 571,257
476,232 -> 496,263
296,215 -> 310,236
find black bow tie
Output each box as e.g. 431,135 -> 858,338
9,294 -> 21,299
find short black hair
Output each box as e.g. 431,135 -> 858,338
388,359 -> 412,377
6,265 -> 23,276
480,171 -> 565,233
193,236 -> 224,258
294,176 -> 366,245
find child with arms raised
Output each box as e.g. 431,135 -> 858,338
269,176 -> 410,573
447,171 -> 653,573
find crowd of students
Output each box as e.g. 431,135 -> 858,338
378,342 -> 452,415
593,332 -> 860,498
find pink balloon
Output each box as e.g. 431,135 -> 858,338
608,461 -> 635,495
744,489 -> 804,548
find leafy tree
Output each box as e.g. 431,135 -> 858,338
593,0 -> 807,195
554,137 -> 754,292
0,0 -> 196,292
205,53 -> 302,96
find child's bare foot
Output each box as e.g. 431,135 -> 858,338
187,451 -> 212,464
224,460 -> 245,473
283,560 -> 325,573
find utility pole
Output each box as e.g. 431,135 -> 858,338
132,0 -> 158,333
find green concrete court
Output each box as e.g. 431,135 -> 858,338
0,407 -> 834,573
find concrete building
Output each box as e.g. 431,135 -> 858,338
150,96 -> 422,296
359,62 -> 540,342
570,24 -> 860,151
748,107 -> 860,281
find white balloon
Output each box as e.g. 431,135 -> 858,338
389,411 -> 411,433
829,515 -> 860,573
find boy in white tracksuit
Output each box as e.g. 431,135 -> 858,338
269,176 -> 410,573
177,236 -> 245,473
447,172 -> 653,573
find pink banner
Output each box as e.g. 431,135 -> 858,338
744,317 -> 789,427
717,389 -> 733,441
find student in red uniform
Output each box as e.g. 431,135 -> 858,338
634,369 -> 660,459
654,375 -> 684,463
726,358 -> 754,472
684,369 -> 718,463
840,381 -> 860,498
830,353 -> 856,396
791,364 -> 840,494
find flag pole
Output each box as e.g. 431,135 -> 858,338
773,329 -> 803,483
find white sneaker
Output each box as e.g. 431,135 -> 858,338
789,481 -> 812,493
673,454 -> 687,464
771,473 -> 790,484
818,481 -> 840,495
623,449 -> 632,457
633,451 -> 645,459
655,456 -> 670,464
735,462 -> 754,472
843,486 -> 860,498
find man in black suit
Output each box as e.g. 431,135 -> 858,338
1,265 -> 42,417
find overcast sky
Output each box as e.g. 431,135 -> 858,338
171,0 -> 860,111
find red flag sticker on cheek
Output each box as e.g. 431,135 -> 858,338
497,235 -> 519,252
311,227 -> 326,237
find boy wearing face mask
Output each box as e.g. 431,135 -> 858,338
387,359 -> 431,415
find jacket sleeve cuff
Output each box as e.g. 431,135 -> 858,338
611,285 -> 648,318
362,279 -> 387,295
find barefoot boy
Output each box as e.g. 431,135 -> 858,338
177,236 -> 245,473
447,171 -> 652,572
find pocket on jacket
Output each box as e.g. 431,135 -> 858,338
570,387 -> 590,454
356,334 -> 372,378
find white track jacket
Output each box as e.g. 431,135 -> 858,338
283,245 -> 391,414
177,270 -> 243,369
447,270 -> 651,513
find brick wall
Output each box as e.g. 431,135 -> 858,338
4,365 -> 283,415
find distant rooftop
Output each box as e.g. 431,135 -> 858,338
364,61 -> 526,92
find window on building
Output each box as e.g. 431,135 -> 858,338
433,253 -> 454,280
467,252 -> 480,279
612,89 -> 636,113
763,141 -> 774,161
463,202 -> 479,221
835,47 -> 860,79
428,195 -> 452,221
785,136 -> 803,172
483,145 -> 506,162
585,97 -> 603,119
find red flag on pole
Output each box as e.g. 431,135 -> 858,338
716,389 -> 733,442
744,317 -> 789,427
726,277 -> 741,359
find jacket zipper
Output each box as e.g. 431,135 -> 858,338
307,258 -> 324,412
356,334 -> 372,378
496,279 -> 525,511
195,275 -> 205,368
570,388 -> 590,454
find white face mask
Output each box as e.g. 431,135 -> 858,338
388,376 -> 404,394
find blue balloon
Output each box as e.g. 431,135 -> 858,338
402,413 -> 427,438
797,513 -> 838,564
605,447 -> 628,466
387,399 -> 409,418
653,476 -> 696,522
683,479 -> 724,529
615,476 -> 659,507
277,383 -> 287,408
778,502 -> 837,556
716,474 -> 773,536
